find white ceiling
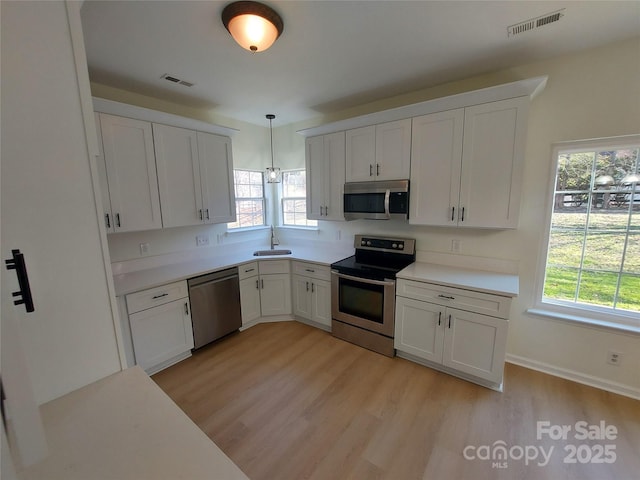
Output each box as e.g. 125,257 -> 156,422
81,1 -> 640,127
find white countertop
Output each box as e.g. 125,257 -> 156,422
397,262 -> 519,297
113,244 -> 354,296
15,366 -> 249,480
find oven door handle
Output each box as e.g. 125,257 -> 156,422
331,270 -> 395,286
384,189 -> 391,219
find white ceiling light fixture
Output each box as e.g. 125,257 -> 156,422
265,114 -> 281,183
221,1 -> 283,53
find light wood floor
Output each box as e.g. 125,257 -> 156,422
152,321 -> 640,480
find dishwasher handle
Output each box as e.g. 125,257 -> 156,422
188,267 -> 239,288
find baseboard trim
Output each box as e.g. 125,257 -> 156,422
505,354 -> 640,400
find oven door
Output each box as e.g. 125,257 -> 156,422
331,270 -> 396,337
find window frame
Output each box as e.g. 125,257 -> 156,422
227,169 -> 267,230
279,169 -> 317,228
530,135 -> 640,334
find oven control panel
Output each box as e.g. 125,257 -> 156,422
355,235 -> 415,255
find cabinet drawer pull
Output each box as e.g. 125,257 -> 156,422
438,311 -> 441,326
152,293 -> 169,299
438,294 -> 455,300
305,268 -> 315,273
244,268 -> 255,273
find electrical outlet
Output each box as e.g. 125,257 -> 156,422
196,235 -> 209,247
607,351 -> 623,366
451,239 -> 461,253
139,242 -> 150,255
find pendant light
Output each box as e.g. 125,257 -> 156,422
222,1 -> 283,53
265,114 -> 281,183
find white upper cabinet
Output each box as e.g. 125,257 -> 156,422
94,113 -> 114,233
458,97 -> 528,229
153,124 -> 235,228
99,113 -> 162,232
306,131 -> 345,220
198,132 -> 236,224
410,97 -> 529,228
410,109 -> 464,226
375,119 -> 412,181
153,124 -> 202,228
345,119 -> 411,182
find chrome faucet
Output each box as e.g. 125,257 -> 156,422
270,225 -> 279,250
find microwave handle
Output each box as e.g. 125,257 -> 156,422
384,189 -> 391,219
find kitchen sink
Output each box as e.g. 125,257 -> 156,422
253,249 -> 292,256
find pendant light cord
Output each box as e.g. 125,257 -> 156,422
269,116 -> 275,169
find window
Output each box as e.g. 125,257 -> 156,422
227,170 -> 266,229
281,170 -> 317,227
537,136 -> 639,329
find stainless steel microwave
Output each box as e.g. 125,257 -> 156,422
343,180 -> 409,220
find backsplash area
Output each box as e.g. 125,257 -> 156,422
108,218 -> 522,275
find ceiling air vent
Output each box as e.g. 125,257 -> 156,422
508,9 -> 565,37
160,73 -> 195,87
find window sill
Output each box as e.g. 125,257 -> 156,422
226,226 -> 269,235
527,307 -> 640,336
278,225 -> 319,231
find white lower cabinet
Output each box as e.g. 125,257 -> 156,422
239,263 -> 261,326
125,281 -> 194,375
239,260 -> 292,326
292,261 -> 331,329
395,279 -> 510,388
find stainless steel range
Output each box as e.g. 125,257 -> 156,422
330,234 -> 416,357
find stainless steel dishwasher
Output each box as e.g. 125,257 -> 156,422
188,267 -> 242,349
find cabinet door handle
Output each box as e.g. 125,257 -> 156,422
184,302 -> 189,315
451,207 -> 455,222
461,207 -> 465,222
369,164 -> 373,176
116,213 -> 121,228
152,293 -> 169,299
5,249 -> 35,313
448,314 -> 452,328
438,294 -> 455,300
438,311 -> 441,326
205,209 -> 210,220
306,281 -> 309,292
256,279 -> 259,289
199,209 -> 203,220
105,213 -> 111,229
261,279 -> 264,289
376,163 -> 380,176
311,283 -> 315,293
325,206 -> 328,216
